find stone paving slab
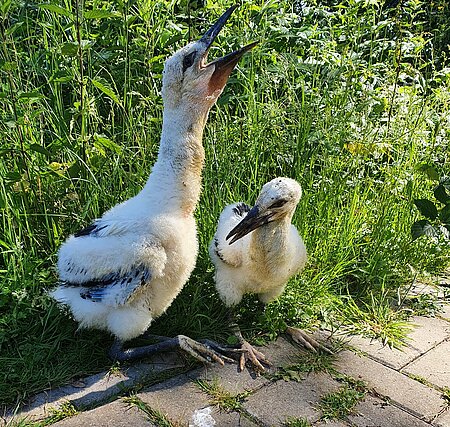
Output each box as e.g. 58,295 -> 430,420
50,399 -> 155,427
4,352 -> 185,424
348,395 -> 432,427
433,409 -> 450,427
439,304 -> 450,322
314,421 -> 349,427
410,283 -> 446,299
347,316 -> 450,370
137,372 -> 210,425
243,373 -> 341,426
335,350 -> 446,422
404,339 -> 450,389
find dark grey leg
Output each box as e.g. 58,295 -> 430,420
108,335 -> 237,364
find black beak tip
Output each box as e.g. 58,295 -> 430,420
200,4 -> 240,47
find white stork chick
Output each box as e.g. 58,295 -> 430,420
51,5 -> 257,364
209,177 -> 330,372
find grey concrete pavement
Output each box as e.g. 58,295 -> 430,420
3,299 -> 449,427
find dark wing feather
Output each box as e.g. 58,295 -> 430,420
74,222 -> 108,237
61,265 -> 151,305
232,202 -> 251,217
213,237 -> 226,262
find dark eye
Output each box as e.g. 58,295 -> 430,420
269,199 -> 287,209
182,51 -> 196,72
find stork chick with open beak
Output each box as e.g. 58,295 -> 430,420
210,178 -> 331,372
51,5 -> 257,364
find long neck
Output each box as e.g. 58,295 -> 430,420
141,106 -> 209,216
250,216 -> 292,271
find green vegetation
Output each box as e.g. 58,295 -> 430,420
443,387 -> 450,405
123,396 -> 175,427
1,0 -> 449,408
319,384 -> 366,420
194,378 -> 250,412
272,350 -> 337,382
283,417 -> 311,427
412,177 -> 450,241
6,402 -> 78,427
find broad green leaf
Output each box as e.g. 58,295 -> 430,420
439,204 -> 450,223
29,144 -> 50,157
93,134 -> 122,154
61,42 -> 78,56
413,199 -> 438,220
92,79 -> 121,106
411,219 -> 437,240
84,9 -> 118,19
434,184 -> 450,204
61,40 -> 93,56
68,161 -> 82,178
416,163 -> 439,181
38,3 -> 73,18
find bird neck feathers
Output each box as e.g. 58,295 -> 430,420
250,217 -> 292,267
141,107 -> 208,216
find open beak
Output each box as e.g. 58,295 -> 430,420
226,206 -> 273,245
199,4 -> 258,92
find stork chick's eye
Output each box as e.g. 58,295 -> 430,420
269,199 -> 287,209
182,51 -> 196,72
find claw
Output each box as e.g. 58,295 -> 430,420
177,335 -> 240,366
198,338 -> 246,362
238,339 -> 272,373
286,327 -> 333,354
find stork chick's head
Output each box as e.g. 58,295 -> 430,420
162,5 -> 257,113
227,178 -> 302,244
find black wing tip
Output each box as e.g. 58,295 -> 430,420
233,203 -> 251,217
74,223 -> 107,238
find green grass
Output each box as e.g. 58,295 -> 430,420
272,350 -> 337,382
7,402 -> 78,427
194,378 -> 250,412
319,385 -> 366,420
1,0 -> 450,408
123,396 -> 176,427
283,418 -> 311,427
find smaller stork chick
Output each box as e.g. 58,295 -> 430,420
210,178 -> 330,372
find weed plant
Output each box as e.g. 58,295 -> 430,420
1,0 -> 449,407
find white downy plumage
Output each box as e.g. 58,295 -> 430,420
210,177 -> 330,371
51,5 -> 257,363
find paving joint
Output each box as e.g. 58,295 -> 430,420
402,336 -> 450,371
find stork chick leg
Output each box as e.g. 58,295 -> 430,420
232,324 -> 271,373
286,326 -> 333,354
140,333 -> 243,361
109,335 -> 236,365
